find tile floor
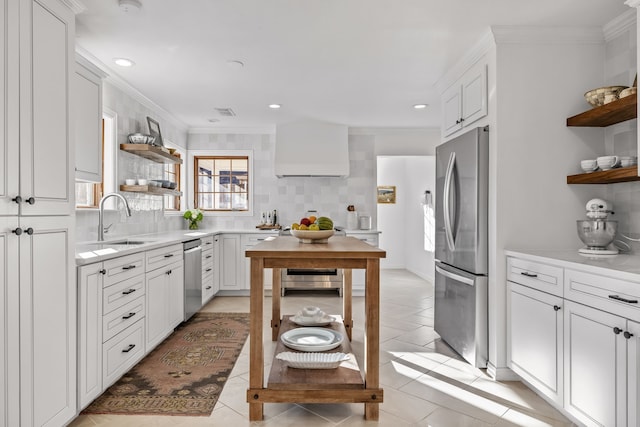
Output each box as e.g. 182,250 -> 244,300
70,269 -> 576,426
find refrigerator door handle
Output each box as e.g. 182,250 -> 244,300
435,264 -> 475,286
443,152 -> 456,251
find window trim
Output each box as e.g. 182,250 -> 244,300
187,149 -> 254,217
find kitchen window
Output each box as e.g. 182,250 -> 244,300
193,155 -> 249,211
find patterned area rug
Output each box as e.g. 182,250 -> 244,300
82,312 -> 250,416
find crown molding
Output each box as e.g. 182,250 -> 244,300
603,8 -> 637,42
491,25 -> 604,45
75,46 -> 189,134
188,126 -> 275,135
61,0 -> 86,14
625,0 -> 640,9
75,53 -> 108,78
434,29 -> 495,94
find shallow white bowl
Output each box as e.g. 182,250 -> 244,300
137,179 -> 148,185
276,352 -> 350,369
125,179 -> 136,185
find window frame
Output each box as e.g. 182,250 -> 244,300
187,149 -> 253,217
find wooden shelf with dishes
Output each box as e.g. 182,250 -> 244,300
119,184 -> 182,196
566,93 -> 638,184
120,143 -> 183,164
566,93 -> 636,127
567,166 -> 640,184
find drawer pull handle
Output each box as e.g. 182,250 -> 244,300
206,255 -> 212,259
624,331 -> 634,339
608,295 -> 638,304
520,272 -> 538,278
122,344 -> 136,353
553,305 -> 561,311
122,312 -> 136,320
206,268 -> 212,272
206,286 -> 212,290
122,289 -> 136,295
614,327 -> 623,335
122,265 -> 136,270
205,241 -> 212,245
164,254 -> 174,258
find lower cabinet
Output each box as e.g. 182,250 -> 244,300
345,232 -> 379,292
508,282 -> 563,406
563,300 -> 630,427
242,233 -> 277,290
145,244 -> 184,350
202,235 -> 216,304
219,234 -> 242,291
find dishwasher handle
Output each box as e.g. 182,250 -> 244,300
184,246 -> 201,255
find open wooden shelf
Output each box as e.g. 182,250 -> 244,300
566,94 -> 637,127
566,166 -> 640,184
119,184 -> 182,196
120,144 -> 183,164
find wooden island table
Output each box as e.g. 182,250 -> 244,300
245,235 -> 386,421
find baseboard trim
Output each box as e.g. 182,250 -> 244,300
487,362 -> 519,381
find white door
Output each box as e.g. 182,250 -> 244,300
442,85 -> 462,136
220,234 -> 241,290
19,0 -> 75,216
146,267 -> 169,349
168,262 -> 185,328
508,282 -> 563,405
74,60 -> 103,183
628,319 -> 639,427
461,64 -> 487,127
564,300 -> 627,427
19,215 -> 76,427
0,217 -> 20,426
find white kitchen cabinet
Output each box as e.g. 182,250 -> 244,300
442,62 -> 487,137
220,234 -> 242,291
18,216 -> 76,427
563,300 -> 627,427
77,252 -> 146,409
242,233 -> 277,291
345,232 -> 379,292
629,319 -> 639,427
145,244 -> 184,350
74,55 -> 106,183
213,234 -> 221,294
508,282 -> 563,406
202,235 -> 215,304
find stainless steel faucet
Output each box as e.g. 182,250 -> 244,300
98,193 -> 132,241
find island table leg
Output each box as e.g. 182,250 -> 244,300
364,258 -> 380,420
249,257 -> 264,421
343,268 -> 353,340
271,268 -> 281,341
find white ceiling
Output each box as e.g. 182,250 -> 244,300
75,0 -> 630,130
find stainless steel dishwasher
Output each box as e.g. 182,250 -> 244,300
183,238 -> 202,321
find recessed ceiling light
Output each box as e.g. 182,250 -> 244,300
114,58 -> 135,67
118,0 -> 142,12
413,104 -> 428,109
208,118 -> 220,123
269,104 -> 281,109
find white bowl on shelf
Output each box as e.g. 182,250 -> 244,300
124,179 -> 136,185
137,179 -> 148,185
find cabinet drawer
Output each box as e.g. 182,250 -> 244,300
242,234 -> 277,245
103,319 -> 145,387
565,269 -> 640,322
103,297 -> 145,342
202,247 -> 214,266
103,252 -> 145,287
507,257 -> 563,297
201,235 -> 214,248
145,243 -> 182,272
349,236 -> 378,246
103,274 -> 145,314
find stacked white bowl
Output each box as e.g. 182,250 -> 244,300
596,156 -> 620,171
580,159 -> 598,173
619,156 -> 638,168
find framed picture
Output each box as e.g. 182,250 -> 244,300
146,116 -> 163,146
377,186 -> 396,204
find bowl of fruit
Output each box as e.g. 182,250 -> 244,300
290,216 -> 334,243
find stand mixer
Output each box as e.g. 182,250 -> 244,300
577,198 -> 618,255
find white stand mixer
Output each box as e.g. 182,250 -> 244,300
577,198 -> 618,256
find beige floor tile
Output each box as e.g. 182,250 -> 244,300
416,407 -> 493,426
494,408 -> 578,426
378,387 -> 439,423
338,409 -> 415,426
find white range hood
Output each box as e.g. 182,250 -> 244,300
275,120 -> 350,178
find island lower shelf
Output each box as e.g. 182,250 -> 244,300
267,316 -> 364,391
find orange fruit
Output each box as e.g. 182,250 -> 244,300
309,215 -> 317,224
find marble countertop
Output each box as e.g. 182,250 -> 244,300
505,248 -> 640,282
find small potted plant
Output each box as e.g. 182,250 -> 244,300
183,208 -> 204,230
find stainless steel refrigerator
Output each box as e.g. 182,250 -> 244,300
434,126 -> 488,368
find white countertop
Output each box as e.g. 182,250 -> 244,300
505,249 -> 640,283
75,228 -> 280,266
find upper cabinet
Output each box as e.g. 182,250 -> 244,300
442,62 -> 488,137
74,55 -> 107,183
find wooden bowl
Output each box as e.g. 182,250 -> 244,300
584,86 -> 628,107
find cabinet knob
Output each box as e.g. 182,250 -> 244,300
25,197 -> 35,205
166,270 -> 172,275
553,305 -> 561,311
24,227 -> 33,235
11,196 -> 22,204
99,269 -> 106,275
12,228 -> 22,235
460,117 -> 465,122
613,327 -> 623,335
624,331 -> 634,339
455,119 -> 461,124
